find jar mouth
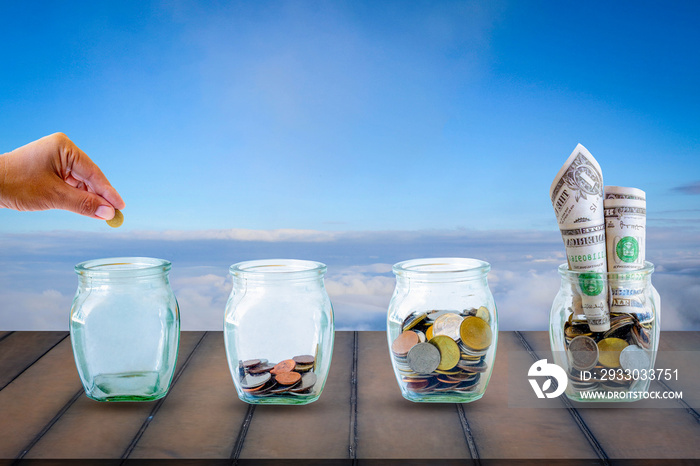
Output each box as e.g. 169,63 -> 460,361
75,257 -> 172,276
229,259 -> 327,280
393,258 -> 491,280
557,261 -> 654,278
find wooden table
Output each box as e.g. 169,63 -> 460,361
0,331 -> 698,463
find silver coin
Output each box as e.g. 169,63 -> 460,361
427,310 -> 451,321
413,330 -> 426,343
240,372 -> 271,389
407,342 -> 441,374
290,372 -> 317,393
568,335 -> 599,371
619,345 -> 651,372
432,313 -> 463,341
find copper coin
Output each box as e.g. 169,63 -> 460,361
270,359 -> 296,374
275,371 -> 302,385
293,355 -> 315,365
391,330 -> 420,357
406,379 -> 429,390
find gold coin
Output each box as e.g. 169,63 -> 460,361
429,335 -> 461,371
475,306 -> 490,323
597,338 -> 629,368
425,325 -> 434,341
106,208 -> 124,228
403,312 -> 427,331
459,316 -> 492,351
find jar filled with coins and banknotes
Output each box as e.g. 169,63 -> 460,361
550,263 -> 660,402
387,258 -> 498,403
70,257 -> 180,402
224,259 -> 334,405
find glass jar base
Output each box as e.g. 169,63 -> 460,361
238,392 -> 321,405
401,391 -> 485,403
86,371 -> 167,402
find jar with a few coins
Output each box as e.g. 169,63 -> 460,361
387,258 -> 498,403
550,262 -> 660,402
224,259 -> 334,405
70,257 -> 180,402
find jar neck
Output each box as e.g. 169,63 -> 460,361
75,257 -> 172,284
393,258 -> 491,284
229,259 -> 327,283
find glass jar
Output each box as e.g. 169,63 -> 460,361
70,257 -> 180,402
387,258 -> 498,403
550,262 -> 659,402
224,259 -> 334,405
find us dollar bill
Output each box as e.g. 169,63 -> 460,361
605,188 -> 647,315
550,144 -> 609,331
605,185 -> 646,202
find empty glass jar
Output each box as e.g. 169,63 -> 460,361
550,262 -> 660,402
70,257 -> 180,402
224,259 -> 334,405
387,258 -> 498,403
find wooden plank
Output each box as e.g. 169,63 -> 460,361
239,331 -> 354,459
656,331 -> 700,411
23,332 -> 205,459
355,331 -> 472,459
127,332 -> 248,459
0,331 -> 12,341
522,331 -> 700,459
463,332 -> 599,460
0,331 -> 68,390
0,337 -> 82,458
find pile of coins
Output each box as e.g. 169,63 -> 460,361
564,311 -> 654,392
391,308 -> 494,395
238,355 -> 317,397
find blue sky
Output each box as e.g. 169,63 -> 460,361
1,1 -> 699,331
1,0 -> 698,232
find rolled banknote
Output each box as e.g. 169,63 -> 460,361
605,187 -> 647,315
550,144 -> 609,331
605,185 -> 646,202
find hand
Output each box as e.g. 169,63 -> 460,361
0,133 -> 125,220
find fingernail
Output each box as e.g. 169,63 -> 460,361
95,205 -> 114,220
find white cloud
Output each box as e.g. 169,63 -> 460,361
123,229 -> 340,243
0,289 -> 72,330
1,227 -> 699,331
170,273 -> 231,331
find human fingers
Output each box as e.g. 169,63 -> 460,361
57,134 -> 126,210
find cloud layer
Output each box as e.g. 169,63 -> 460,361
1,227 -> 698,332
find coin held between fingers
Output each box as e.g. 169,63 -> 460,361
106,208 -> 124,228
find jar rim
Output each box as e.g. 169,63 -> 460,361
393,257 -> 491,278
75,257 -> 172,276
557,261 -> 654,277
229,259 -> 327,279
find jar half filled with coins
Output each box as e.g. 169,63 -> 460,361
387,258 -> 498,403
224,259 -> 334,405
550,262 -> 660,402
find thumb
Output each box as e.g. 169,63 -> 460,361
56,184 -> 116,220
